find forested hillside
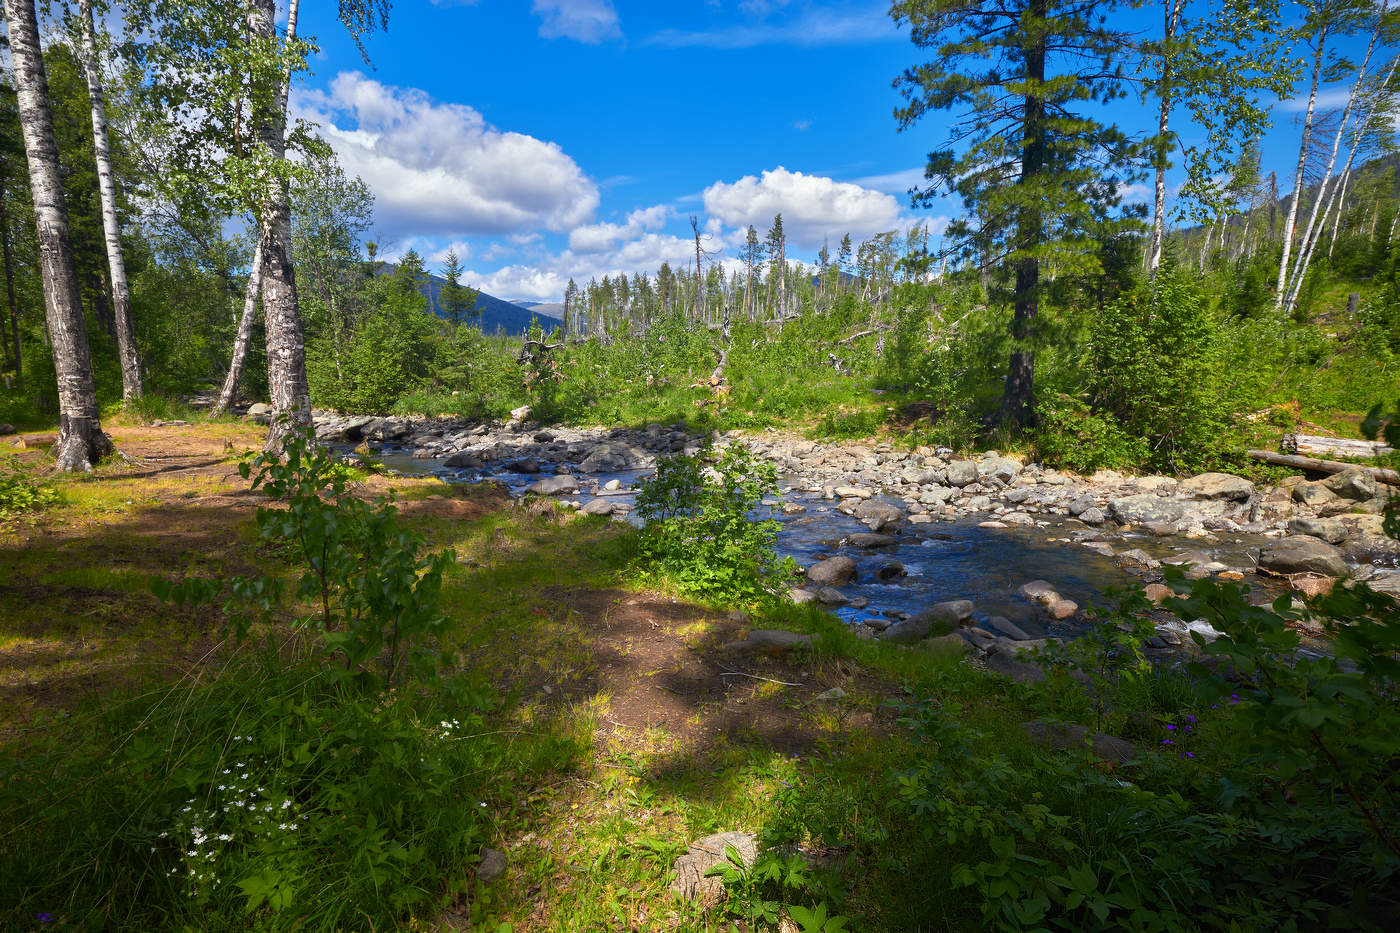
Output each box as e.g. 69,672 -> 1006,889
2,1 -> 1399,931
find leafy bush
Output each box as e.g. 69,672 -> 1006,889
0,456 -> 59,518
1083,268 -> 1237,472
1032,393 -> 1148,473
632,443 -> 795,604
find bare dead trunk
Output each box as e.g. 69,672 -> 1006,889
1275,23 -> 1328,312
4,0 -> 112,470
1327,170 -> 1350,258
78,0 -> 142,402
212,238 -> 264,417
247,0 -> 310,449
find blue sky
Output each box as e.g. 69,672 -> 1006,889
282,0 -> 1384,301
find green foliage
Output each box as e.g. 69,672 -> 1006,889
707,846 -> 848,932
1032,394 -> 1149,473
632,443 -> 794,605
1,657 -> 503,931
1081,268 -> 1237,472
0,455 -> 59,517
237,425 -> 454,686
1032,589 -> 1156,733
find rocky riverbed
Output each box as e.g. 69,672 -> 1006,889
304,408 -> 1400,669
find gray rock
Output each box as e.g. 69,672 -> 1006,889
848,532 -> 898,548
986,616 -> 1031,640
922,633 -> 972,656
807,556 -> 857,586
580,498 -> 615,516
946,460 -> 979,487
853,500 -> 904,526
816,587 -> 849,605
876,561 -> 906,581
959,627 -> 998,651
833,485 -> 874,499
1286,516 -> 1348,544
1293,482 -> 1339,507
984,650 -> 1046,684
526,475 -> 579,496
1180,472 -> 1254,502
0,423 -> 14,435
723,630 -> 815,655
444,449 -> 482,469
1326,468 -> 1379,502
579,442 -> 642,473
1117,548 -> 1162,570
788,588 -> 817,605
880,600 -> 972,644
1002,511 -> 1035,525
670,831 -> 758,907
1259,535 -> 1349,578
815,687 -> 847,701
978,457 -> 1022,484
477,847 -> 508,882
1019,580 -> 1061,605
1079,507 -> 1106,526
1109,495 -> 1187,526
1021,721 -> 1138,764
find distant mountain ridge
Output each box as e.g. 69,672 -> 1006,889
376,263 -> 560,336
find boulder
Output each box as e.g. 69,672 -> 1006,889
875,561 -> 906,581
670,831 -> 758,908
852,500 -> 904,526
806,556 -> 857,587
978,457 -> 1022,484
0,423 -> 15,436
723,630 -> 814,655
984,649 -> 1046,685
833,485 -> 874,500
986,616 -> 1031,640
1259,535 -> 1348,578
1180,472 -> 1254,502
579,442 -> 642,473
580,498 -> 614,516
788,588 -> 817,605
816,587 -> 849,605
1109,495 -> 1186,526
922,633 -> 972,656
946,460 -> 979,487
880,600 -> 972,644
245,402 -> 273,424
1293,482 -> 1338,507
1078,507 -> 1106,526
508,405 -> 532,423
1325,468 -> 1379,502
1286,516 -> 1348,544
477,848 -> 508,882
1019,580 -> 1061,606
1048,599 -> 1079,620
1021,721 -> 1138,764
526,475 -> 579,496
444,449 -> 482,469
847,532 -> 898,548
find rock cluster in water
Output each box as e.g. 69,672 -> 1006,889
309,411 -> 1400,653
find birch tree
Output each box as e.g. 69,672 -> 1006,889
76,0 -> 142,401
2,0 -> 113,470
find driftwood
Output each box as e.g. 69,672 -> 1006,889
1246,449 -> 1400,486
1282,433 -> 1394,459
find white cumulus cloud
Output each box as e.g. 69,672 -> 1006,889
703,166 -> 906,248
532,0 -> 622,43
568,204 -> 671,253
297,72 -> 599,238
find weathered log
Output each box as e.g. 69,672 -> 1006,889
1247,449 -> 1400,485
1282,433 -> 1394,458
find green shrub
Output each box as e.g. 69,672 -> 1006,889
1032,394 -> 1148,473
632,443 -> 795,604
0,456 -> 59,518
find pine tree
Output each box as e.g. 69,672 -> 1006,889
439,248 -> 478,326
892,0 -> 1140,425
765,214 -> 785,319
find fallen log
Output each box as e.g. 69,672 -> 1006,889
1246,449 -> 1400,486
1282,433 -> 1394,458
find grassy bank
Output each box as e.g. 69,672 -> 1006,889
1,420 -> 1397,931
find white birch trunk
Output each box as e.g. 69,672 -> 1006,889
1327,169 -> 1351,258
4,0 -> 113,470
1281,15 -> 1382,314
1275,23 -> 1328,313
246,0 -> 311,449
77,0 -> 142,402
212,238 -> 264,417
1147,0 -> 1183,277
